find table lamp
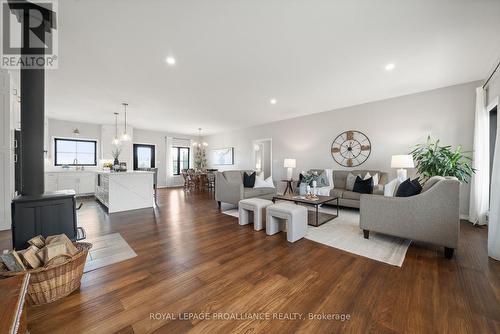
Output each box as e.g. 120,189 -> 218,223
283,158 -> 296,180
391,155 -> 414,182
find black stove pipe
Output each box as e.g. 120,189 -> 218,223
20,67 -> 45,195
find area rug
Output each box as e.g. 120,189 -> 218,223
222,206 -> 410,267
83,233 -> 137,272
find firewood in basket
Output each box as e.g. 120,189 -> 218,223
36,241 -> 69,264
28,235 -> 46,248
0,250 -> 27,272
0,257 -> 8,271
19,245 -> 42,269
45,234 -> 79,256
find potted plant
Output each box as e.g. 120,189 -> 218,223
411,136 -> 475,183
111,147 -> 121,171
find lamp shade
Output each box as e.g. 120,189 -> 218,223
391,155 -> 414,168
283,158 -> 296,168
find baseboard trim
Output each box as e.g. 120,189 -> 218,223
460,214 -> 469,221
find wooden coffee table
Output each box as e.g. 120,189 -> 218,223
272,194 -> 339,226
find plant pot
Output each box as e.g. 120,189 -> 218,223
299,183 -> 308,195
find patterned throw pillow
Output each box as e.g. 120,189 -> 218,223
316,171 -> 330,187
346,172 -> 357,191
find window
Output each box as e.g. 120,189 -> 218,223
133,144 -> 155,170
54,138 -> 97,166
172,147 -> 190,175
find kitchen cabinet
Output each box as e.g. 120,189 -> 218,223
45,172 -> 96,196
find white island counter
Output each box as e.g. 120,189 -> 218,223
95,171 -> 154,213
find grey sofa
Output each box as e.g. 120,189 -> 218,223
306,169 -> 389,209
360,176 -> 460,258
215,170 -> 276,208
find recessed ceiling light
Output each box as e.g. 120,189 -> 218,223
166,57 -> 176,65
270,98 -> 277,104
385,63 -> 395,71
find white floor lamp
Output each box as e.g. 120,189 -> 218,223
391,155 -> 414,182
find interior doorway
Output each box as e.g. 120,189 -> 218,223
252,138 -> 272,179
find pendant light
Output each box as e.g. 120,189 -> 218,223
192,128 -> 208,148
112,112 -> 120,145
121,103 -> 131,141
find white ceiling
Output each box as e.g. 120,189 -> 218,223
45,0 -> 500,135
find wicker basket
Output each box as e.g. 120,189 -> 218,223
0,242 -> 92,306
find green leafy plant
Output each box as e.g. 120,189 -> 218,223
194,146 -> 207,171
410,136 -> 475,183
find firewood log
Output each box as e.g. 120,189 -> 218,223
46,234 -> 79,256
0,250 -> 27,272
36,241 -> 69,264
19,245 -> 42,269
27,235 -> 45,248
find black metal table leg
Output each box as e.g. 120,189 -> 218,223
316,204 -> 319,226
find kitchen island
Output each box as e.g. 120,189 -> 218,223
95,171 -> 154,213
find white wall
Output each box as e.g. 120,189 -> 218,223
205,81 -> 480,216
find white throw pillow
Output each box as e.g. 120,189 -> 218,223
254,176 -> 275,189
384,178 -> 400,197
325,169 -> 334,189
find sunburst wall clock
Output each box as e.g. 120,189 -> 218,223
330,130 -> 371,167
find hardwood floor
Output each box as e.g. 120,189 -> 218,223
1,188 -> 499,333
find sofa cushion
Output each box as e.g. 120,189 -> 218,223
316,171 -> 330,187
223,170 -> 244,183
346,172 -> 357,191
243,171 -> 256,188
329,188 -> 344,198
353,176 -> 374,194
243,187 -> 275,199
395,178 -> 422,197
342,190 -> 361,200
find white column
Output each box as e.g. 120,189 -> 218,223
0,70 -> 13,231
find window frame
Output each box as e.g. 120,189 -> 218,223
133,143 -> 156,170
54,137 -> 97,166
172,146 -> 190,175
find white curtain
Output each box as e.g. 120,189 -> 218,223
468,87 -> 489,225
489,103 -> 500,260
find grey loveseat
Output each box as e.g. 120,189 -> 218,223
215,170 -> 276,208
360,176 -> 460,258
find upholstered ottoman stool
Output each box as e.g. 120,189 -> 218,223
266,203 -> 308,242
238,198 -> 274,231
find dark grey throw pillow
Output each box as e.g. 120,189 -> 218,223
395,178 -> 422,197
243,172 -> 256,188
353,176 -> 374,194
